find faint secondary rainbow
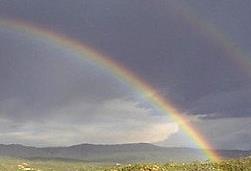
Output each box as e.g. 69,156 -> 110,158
168,1 -> 251,77
0,18 -> 221,161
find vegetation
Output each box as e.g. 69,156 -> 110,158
0,157 -> 250,171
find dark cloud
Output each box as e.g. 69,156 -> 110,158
0,0 -> 250,149
187,88 -> 251,118
0,26 -> 177,146
0,0 -> 250,109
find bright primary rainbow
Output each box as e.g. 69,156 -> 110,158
0,18 -> 221,161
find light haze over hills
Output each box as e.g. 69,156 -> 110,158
0,143 -> 250,163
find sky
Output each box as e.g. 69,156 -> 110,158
0,0 -> 250,150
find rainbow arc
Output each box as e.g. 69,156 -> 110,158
0,18 -> 221,161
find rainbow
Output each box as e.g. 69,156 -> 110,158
0,18 -> 221,161
168,1 -> 251,77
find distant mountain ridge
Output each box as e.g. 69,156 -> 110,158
0,143 -> 250,163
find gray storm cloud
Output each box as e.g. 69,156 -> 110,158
0,0 -> 250,149
0,28 -> 179,146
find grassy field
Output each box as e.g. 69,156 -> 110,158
0,157 -> 250,171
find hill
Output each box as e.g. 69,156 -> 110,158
0,143 -> 250,163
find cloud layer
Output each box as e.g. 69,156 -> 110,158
0,98 -> 178,146
0,0 -> 251,149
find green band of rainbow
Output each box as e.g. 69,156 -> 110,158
0,18 -> 221,161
